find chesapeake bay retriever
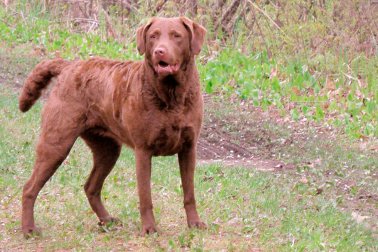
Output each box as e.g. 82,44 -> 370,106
19,17 -> 207,238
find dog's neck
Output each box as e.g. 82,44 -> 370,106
143,57 -> 196,110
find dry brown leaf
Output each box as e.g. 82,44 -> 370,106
291,87 -> 301,95
325,77 -> 336,91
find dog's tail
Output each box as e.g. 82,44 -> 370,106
19,58 -> 70,112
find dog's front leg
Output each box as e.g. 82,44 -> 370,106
135,149 -> 156,235
178,145 -> 207,229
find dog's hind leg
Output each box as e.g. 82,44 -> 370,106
22,111 -> 81,238
81,131 -> 121,226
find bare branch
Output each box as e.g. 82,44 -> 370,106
101,5 -> 118,40
215,0 -> 241,35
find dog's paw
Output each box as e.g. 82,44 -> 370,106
98,216 -> 122,232
188,220 -> 207,229
98,216 -> 121,226
141,225 -> 157,236
22,226 -> 42,239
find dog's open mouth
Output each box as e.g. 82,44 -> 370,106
155,61 -> 180,75
158,61 -> 169,67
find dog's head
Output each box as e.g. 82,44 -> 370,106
137,17 -> 206,78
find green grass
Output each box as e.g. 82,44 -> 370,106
1,86 -> 377,250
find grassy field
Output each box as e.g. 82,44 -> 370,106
0,54 -> 377,250
0,1 -> 377,251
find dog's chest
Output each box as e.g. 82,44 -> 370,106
148,116 -> 194,156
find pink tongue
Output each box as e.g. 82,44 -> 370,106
157,64 -> 178,74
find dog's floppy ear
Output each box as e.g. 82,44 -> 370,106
180,17 -> 207,55
136,18 -> 155,55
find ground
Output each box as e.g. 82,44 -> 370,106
0,47 -> 377,250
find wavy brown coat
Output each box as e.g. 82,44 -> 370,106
19,17 -> 207,237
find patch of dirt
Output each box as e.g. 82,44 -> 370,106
197,112 -> 291,171
197,93 -> 320,171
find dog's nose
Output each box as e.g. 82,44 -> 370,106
154,47 -> 167,56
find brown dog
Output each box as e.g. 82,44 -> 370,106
19,17 -> 207,238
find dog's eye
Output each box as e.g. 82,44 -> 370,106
173,33 -> 182,39
150,34 -> 157,39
